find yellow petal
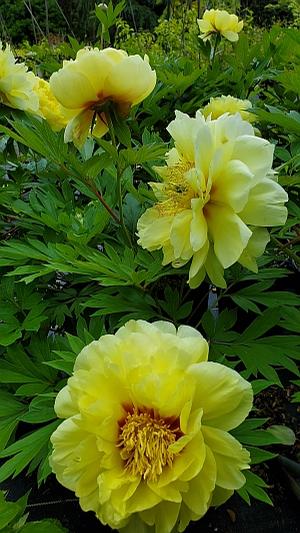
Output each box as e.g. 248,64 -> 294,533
190,198 -> 207,251
105,54 -> 156,106
137,209 -> 172,251
167,110 -> 201,162
188,362 -> 253,431
149,501 -> 181,533
240,178 -> 288,226
182,446 -> 216,515
222,30 -> 239,42
231,135 -> 274,184
212,160 -> 254,213
50,68 -> 98,109
170,210 -> 193,259
55,386 -> 77,418
202,426 -> 250,490
64,109 -> 94,147
206,204 -> 252,268
210,485 -> 234,507
238,227 -> 270,271
204,246 -> 226,288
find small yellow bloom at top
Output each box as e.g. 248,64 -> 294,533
50,319 -> 253,532
198,9 -> 243,42
50,47 -> 156,147
34,77 -> 77,132
202,95 -> 255,122
0,41 -> 38,112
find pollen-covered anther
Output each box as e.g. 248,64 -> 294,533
156,162 -> 195,216
118,408 -> 181,481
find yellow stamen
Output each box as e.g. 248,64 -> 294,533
156,162 -> 195,216
118,407 -> 181,481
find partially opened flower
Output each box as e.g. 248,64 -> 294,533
34,77 -> 77,132
0,41 -> 38,112
50,320 -> 253,532
50,47 -> 156,147
202,95 -> 254,123
137,111 -> 288,288
198,9 -> 243,42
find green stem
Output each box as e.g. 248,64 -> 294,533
60,163 -> 120,225
210,33 -> 220,68
271,236 -> 300,267
90,182 -> 120,224
106,111 -> 132,248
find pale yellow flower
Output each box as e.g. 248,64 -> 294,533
34,78 -> 76,132
50,320 -> 253,533
198,9 -> 243,42
202,95 -> 254,123
50,47 -> 156,147
137,111 -> 288,288
0,41 -> 38,112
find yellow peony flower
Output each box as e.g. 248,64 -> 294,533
137,111 -> 288,288
0,41 -> 38,112
50,320 -> 253,533
197,9 -> 243,42
34,77 -> 77,132
202,95 -> 254,123
50,47 -> 156,147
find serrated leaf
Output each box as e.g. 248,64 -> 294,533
248,446 -> 277,465
0,421 -> 59,483
238,470 -> 273,506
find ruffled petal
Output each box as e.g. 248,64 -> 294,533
202,426 -> 250,490
188,362 -> 253,431
211,159 -> 254,212
231,135 -> 274,184
106,54 -> 156,106
206,204 -> 252,268
182,446 -> 216,516
137,209 -> 172,250
190,198 -> 208,251
167,110 -> 201,162
204,246 -> 226,288
240,178 -> 288,226
238,227 -> 270,272
170,210 -> 193,259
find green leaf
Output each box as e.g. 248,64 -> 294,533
238,308 -> 281,342
266,425 -> 296,445
232,419 -> 281,446
21,519 -> 67,532
238,470 -> 273,506
22,305 -> 48,332
254,106 -> 300,136
20,396 -> 56,424
248,446 -> 277,465
120,143 -> 166,167
0,491 -> 26,530
0,421 -> 59,483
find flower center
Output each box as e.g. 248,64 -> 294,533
117,407 -> 181,481
156,162 -> 195,216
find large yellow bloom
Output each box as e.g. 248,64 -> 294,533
34,77 -> 76,132
0,41 -> 38,112
197,9 -> 243,42
50,320 -> 253,533
137,111 -> 288,288
50,47 -> 156,147
202,95 -> 254,123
